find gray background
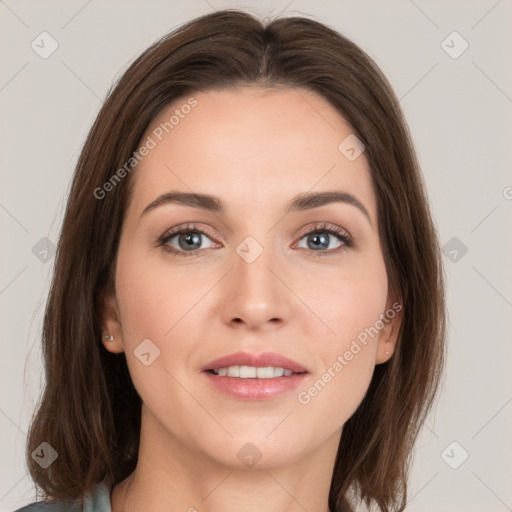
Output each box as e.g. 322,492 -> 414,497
1,1 -> 511,510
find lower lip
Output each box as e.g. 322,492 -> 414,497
203,371 -> 308,400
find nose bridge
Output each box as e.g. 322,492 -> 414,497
220,229 -> 292,329
234,231 -> 279,300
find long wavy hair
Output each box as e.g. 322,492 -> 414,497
25,9 -> 446,512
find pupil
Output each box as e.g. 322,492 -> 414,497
181,232 -> 201,250
310,233 -> 328,250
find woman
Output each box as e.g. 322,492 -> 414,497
16,8 -> 445,512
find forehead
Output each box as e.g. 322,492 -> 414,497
127,86 -> 376,219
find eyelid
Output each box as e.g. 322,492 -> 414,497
295,221 -> 352,241
159,223 -> 218,241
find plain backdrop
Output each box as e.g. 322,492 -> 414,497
1,1 -> 511,511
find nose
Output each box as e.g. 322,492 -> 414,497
219,240 -> 294,332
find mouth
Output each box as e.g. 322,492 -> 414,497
201,351 -> 309,400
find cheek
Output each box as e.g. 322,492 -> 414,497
318,251 -> 389,343
296,301 -> 381,430
114,245 -> 198,340
113,243 -> 207,394
299,355 -> 374,434
298,256 -> 388,421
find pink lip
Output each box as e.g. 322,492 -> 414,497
201,351 -> 308,373
203,372 -> 308,400
201,351 -> 309,401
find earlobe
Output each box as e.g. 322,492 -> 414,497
375,300 -> 403,364
101,291 -> 125,354
102,332 -> 124,354
375,326 -> 398,364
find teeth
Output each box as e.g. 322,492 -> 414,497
227,366 -> 240,377
212,365 -> 296,378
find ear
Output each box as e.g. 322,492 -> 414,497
375,298 -> 403,364
101,288 -> 125,354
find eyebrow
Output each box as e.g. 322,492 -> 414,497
140,190 -> 372,226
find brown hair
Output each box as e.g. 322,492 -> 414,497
26,9 -> 445,512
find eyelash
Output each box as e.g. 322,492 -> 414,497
157,222 -> 354,258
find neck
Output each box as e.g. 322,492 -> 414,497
111,407 -> 339,512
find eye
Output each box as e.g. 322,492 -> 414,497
295,222 -> 353,256
158,223 -> 216,257
158,222 -> 353,258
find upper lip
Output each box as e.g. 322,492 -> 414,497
202,351 -> 308,373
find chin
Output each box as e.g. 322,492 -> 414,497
198,428 -> 318,470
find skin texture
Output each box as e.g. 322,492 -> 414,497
103,86 -> 401,512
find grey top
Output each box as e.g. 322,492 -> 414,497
13,482 -> 112,512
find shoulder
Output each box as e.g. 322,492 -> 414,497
13,481 -> 112,512
12,501 -> 81,511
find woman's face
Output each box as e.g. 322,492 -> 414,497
104,86 -> 400,469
